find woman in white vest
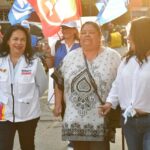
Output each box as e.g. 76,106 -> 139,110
0,24 -> 48,150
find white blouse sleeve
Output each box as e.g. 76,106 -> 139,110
106,60 -> 125,108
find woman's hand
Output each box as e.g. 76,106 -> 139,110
53,104 -> 62,117
99,102 -> 112,116
53,84 -> 63,117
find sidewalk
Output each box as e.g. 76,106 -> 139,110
14,93 -> 127,150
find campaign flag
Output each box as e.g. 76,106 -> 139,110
27,0 -> 82,37
97,0 -> 127,25
8,0 -> 34,25
96,0 -> 108,19
76,0 -> 82,16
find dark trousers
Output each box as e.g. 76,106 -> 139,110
72,141 -> 110,150
0,117 -> 39,150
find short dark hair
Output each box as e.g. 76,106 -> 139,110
125,16 -> 150,65
81,21 -> 101,37
0,24 -> 33,63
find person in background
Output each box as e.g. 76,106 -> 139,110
52,21 -> 121,150
101,22 -> 115,46
0,24 -> 48,150
36,38 -> 54,72
50,21 -> 80,69
21,20 -> 39,50
100,16 -> 150,150
51,21 -> 80,149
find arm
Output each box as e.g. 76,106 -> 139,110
53,83 -> 63,117
35,59 -> 48,97
106,59 -> 125,108
100,54 -> 123,116
51,58 -> 64,117
42,42 -> 55,68
44,50 -> 54,68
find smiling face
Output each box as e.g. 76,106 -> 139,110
80,23 -> 101,51
7,29 -> 27,57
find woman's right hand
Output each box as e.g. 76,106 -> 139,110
53,104 -> 62,117
99,102 -> 112,116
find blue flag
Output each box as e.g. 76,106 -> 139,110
96,0 -> 108,19
96,0 -> 127,25
8,0 -> 34,25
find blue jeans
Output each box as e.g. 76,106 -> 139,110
121,115 -> 150,150
0,117 -> 39,150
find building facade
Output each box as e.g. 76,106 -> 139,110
0,0 -> 11,20
130,0 -> 150,18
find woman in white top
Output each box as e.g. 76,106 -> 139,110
101,16 -> 150,150
0,24 -> 48,150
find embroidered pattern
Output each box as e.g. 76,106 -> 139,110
62,122 -> 104,139
70,70 -> 97,117
57,48 -> 120,141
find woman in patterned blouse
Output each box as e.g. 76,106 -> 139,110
52,21 -> 121,150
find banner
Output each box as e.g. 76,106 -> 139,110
97,0 -> 127,25
96,0 -> 108,19
28,0 -> 82,37
8,0 -> 34,25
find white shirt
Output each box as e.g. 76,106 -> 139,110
107,56 -> 150,113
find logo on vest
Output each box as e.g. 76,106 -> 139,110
0,68 -> 7,72
21,69 -> 32,75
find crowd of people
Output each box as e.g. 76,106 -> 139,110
0,16 -> 150,150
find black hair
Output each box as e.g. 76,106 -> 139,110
0,24 -> 33,64
81,21 -> 101,37
124,16 -> 150,65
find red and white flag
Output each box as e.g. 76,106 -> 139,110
27,0 -> 82,37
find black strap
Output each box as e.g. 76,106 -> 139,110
83,53 -> 104,105
55,39 -> 61,52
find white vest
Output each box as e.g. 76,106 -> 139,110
0,56 -> 47,122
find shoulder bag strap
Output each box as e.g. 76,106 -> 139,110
83,53 -> 104,105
